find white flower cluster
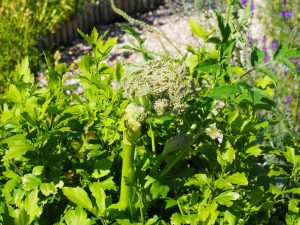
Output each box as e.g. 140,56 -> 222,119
121,60 -> 191,115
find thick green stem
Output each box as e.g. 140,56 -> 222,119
119,133 -> 135,210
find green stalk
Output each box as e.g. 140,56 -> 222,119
118,103 -> 145,210
119,132 -> 135,210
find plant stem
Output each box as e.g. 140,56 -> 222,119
119,134 -> 135,210
226,0 -> 232,24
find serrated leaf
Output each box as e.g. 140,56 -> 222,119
24,189 -> 42,224
227,173 -> 248,186
64,207 -> 91,225
16,57 -> 34,84
62,187 -> 94,212
6,84 -> 22,104
214,191 -> 240,207
22,174 -> 41,191
32,166 -> 44,176
224,210 -> 237,225
171,213 -> 189,225
40,183 -> 57,196
4,140 -> 34,161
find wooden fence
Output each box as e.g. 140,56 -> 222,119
38,0 -> 164,49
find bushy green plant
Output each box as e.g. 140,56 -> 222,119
0,1 -> 300,224
0,0 -> 78,76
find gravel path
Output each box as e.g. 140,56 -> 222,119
58,4 -> 199,66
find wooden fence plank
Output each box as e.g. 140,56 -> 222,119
38,0 -> 163,49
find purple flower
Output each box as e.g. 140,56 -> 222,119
285,96 -> 293,103
250,2 -> 255,11
271,40 -> 278,50
263,54 -> 270,62
290,58 -> 299,63
247,37 -> 253,44
262,35 -> 267,44
241,0 -> 247,6
262,46 -> 268,53
280,10 -> 292,18
281,71 -> 288,77
271,68 -> 277,74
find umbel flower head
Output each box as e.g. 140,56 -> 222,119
121,60 -> 191,115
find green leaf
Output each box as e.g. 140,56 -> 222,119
32,166 -> 44,176
2,170 -> 19,179
162,134 -> 192,156
214,191 -> 240,207
250,87 -> 274,107
274,42 -> 300,59
216,12 -> 231,41
208,84 -> 242,100
215,179 -> 233,189
22,174 -> 41,191
239,1 -> 251,26
3,178 -> 21,203
288,198 -> 299,214
145,176 -> 170,199
98,177 -> 116,191
78,54 -> 93,75
6,84 -> 23,104
227,173 -> 248,186
246,145 -> 262,156
274,43 -> 300,75
251,48 -> 265,66
257,67 -> 278,84
277,58 -> 297,75
232,66 -> 246,76
206,37 -> 221,44
224,210 -> 237,225
89,183 -> 106,214
286,188 -> 300,195
16,57 -> 34,84
121,24 -> 144,44
195,58 -> 220,72
190,20 -> 205,38
165,198 -> 177,209
40,183 -> 57,196
171,213 -> 189,225
4,140 -> 34,161
284,146 -> 298,166
64,207 -> 91,225
223,40 -> 236,57
62,187 -> 94,212
24,189 -> 42,224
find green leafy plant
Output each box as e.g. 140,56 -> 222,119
1,1 -> 300,224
